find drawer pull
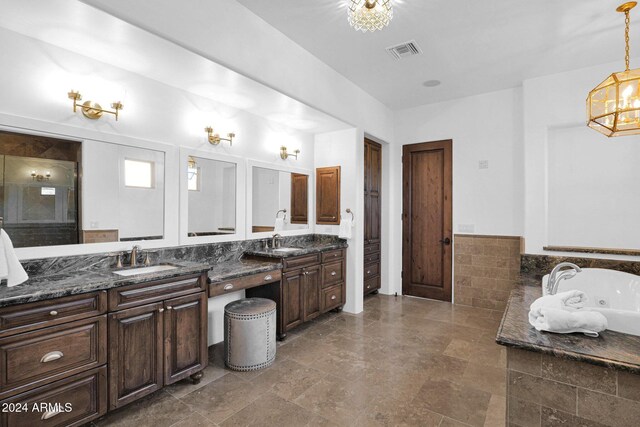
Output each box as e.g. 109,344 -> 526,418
166,306 -> 173,310
224,284 -> 234,291
49,310 -> 58,316
41,410 -> 61,420
264,275 -> 273,281
159,308 -> 164,313
334,254 -> 338,257
331,295 -> 337,300
331,271 -> 337,276
40,351 -> 64,363
367,285 -> 371,289
366,270 -> 371,274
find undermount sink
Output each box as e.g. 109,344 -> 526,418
113,264 -> 179,277
273,247 -> 302,253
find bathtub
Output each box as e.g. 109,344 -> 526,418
542,268 -> 640,336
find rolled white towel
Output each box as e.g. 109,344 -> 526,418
528,290 -> 587,325
0,230 -> 28,287
530,307 -> 608,337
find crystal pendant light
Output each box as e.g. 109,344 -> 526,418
348,0 -> 393,32
587,2 -> 640,137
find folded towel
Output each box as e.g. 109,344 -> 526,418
274,217 -> 285,232
0,230 -> 28,287
530,307 -> 608,337
528,290 -> 587,325
338,217 -> 354,239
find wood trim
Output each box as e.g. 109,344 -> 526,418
252,226 -> 275,233
402,140 -> 453,301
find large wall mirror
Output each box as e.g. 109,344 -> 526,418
251,166 -> 309,234
179,148 -> 243,244
0,130 -> 165,248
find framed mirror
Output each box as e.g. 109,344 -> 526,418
248,161 -> 312,237
179,148 -> 245,244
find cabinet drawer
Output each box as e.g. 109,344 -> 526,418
364,252 -> 380,265
0,366 -> 107,427
364,276 -> 381,294
283,254 -> 321,271
321,249 -> 344,263
0,316 -> 106,399
364,262 -> 380,279
321,260 -> 344,288
364,243 -> 380,255
209,270 -> 281,297
0,292 -> 107,339
321,284 -> 344,312
108,274 -> 205,311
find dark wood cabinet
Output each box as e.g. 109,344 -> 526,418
316,166 -> 341,225
290,173 -> 309,224
302,265 -> 321,321
364,138 -> 382,296
282,271 -> 304,331
108,302 -> 164,410
164,293 -> 208,385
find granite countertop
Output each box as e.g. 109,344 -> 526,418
207,258 -> 282,283
496,277 -> 640,373
244,241 -> 348,259
0,261 -> 211,308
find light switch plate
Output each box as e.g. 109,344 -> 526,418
479,160 -> 489,169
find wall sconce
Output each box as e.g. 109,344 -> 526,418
204,126 -> 235,146
187,156 -> 198,180
280,146 -> 300,160
31,170 -> 51,182
68,90 -> 123,121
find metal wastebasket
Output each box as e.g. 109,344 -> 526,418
224,298 -> 276,371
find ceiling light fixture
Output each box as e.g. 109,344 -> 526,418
348,0 -> 393,32
587,2 -> 640,137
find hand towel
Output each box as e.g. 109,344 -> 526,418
274,217 -> 285,232
528,290 -> 587,325
338,216 -> 353,239
0,230 -> 28,287
530,307 -> 608,337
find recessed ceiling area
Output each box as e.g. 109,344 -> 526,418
236,0 -> 635,109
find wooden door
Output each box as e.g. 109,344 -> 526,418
302,266 -> 321,321
364,139 -> 382,244
316,166 -> 341,225
290,173 -> 308,224
108,302 -> 163,409
163,292 -> 208,385
402,140 -> 453,301
282,270 -> 303,331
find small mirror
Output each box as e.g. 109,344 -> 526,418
252,167 -> 309,233
187,156 -> 237,237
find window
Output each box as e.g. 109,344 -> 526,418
124,159 -> 154,188
187,165 -> 200,191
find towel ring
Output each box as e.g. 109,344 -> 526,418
345,209 -> 354,221
276,209 -> 287,221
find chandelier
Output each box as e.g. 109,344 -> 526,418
348,0 -> 393,32
587,2 -> 640,137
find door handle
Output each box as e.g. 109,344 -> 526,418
439,238 -> 451,245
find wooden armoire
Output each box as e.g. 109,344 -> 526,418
364,138 -> 382,295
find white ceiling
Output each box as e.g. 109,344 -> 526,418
0,0 -> 349,134
236,0 -> 638,109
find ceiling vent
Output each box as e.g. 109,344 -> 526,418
386,40 -> 422,60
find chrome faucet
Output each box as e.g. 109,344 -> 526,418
271,234 -> 283,249
547,262 -> 582,295
130,245 -> 142,267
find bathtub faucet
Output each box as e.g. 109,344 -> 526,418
547,262 -> 582,295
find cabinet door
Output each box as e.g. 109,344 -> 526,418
282,270 -> 303,331
290,173 -> 309,224
164,292 -> 208,385
316,166 -> 341,225
108,302 -> 163,410
302,266 -> 321,321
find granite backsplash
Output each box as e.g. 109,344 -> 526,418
20,234 -> 345,277
521,253 -> 640,279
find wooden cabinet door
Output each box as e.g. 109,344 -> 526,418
316,166 -> 341,225
302,266 -> 321,321
108,302 -> 163,410
364,139 -> 382,245
282,270 -> 303,331
163,292 -> 208,385
290,173 -> 309,224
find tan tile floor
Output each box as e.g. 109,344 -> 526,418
93,295 -> 507,427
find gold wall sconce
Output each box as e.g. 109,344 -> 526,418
31,170 -> 51,182
204,126 -> 235,146
68,90 -> 123,121
280,146 -> 300,160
